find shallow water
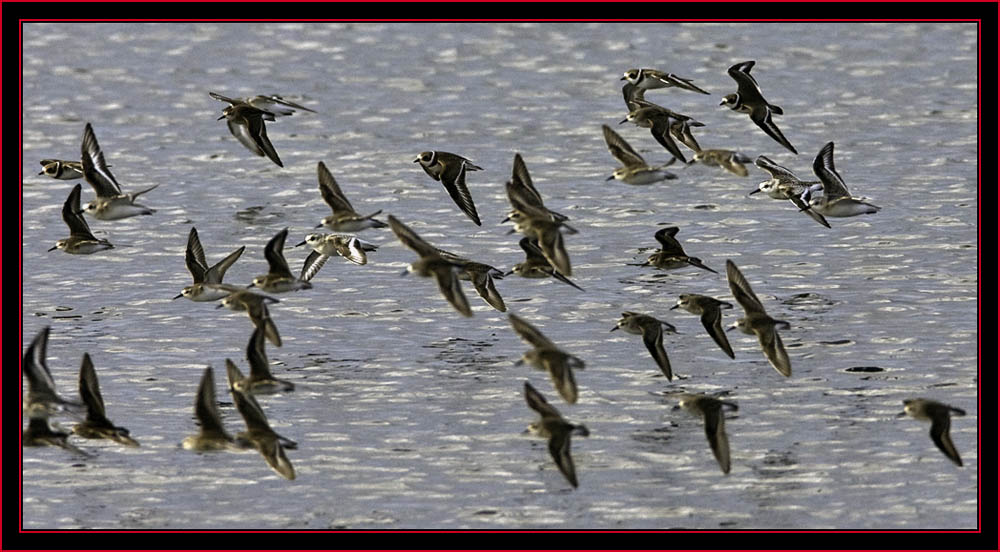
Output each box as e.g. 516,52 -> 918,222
21,22 -> 978,530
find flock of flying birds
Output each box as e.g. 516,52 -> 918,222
25,61 -> 968,490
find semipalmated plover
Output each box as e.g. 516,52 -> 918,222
720,61 -> 797,154
622,68 -> 710,95
38,159 -> 84,180
414,151 -> 484,226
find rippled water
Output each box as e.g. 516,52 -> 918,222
21,22 -> 978,530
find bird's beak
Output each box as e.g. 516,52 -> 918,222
294,240 -> 307,247
609,326 -> 619,332
799,205 -> 812,212
500,216 -> 510,224
246,283 -> 255,288
619,76 -> 626,81
896,411 -> 908,418
400,268 -> 409,277
215,303 -> 225,309
47,245 -> 58,252
513,359 -> 524,366
412,157 -> 420,163
173,293 -> 183,300
605,175 -> 615,181
505,228 -> 517,235
504,270 -> 514,277
37,170 -> 45,175
669,304 -> 680,310
618,118 -> 628,125
314,222 -> 324,229
718,99 -> 726,106
217,115 -> 226,121
748,188 -> 761,196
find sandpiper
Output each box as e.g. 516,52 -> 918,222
671,294 -> 736,359
226,327 -> 294,395
611,312 -> 677,380
524,381 -> 590,488
509,313 -> 584,404
677,393 -> 738,474
725,260 -> 791,377
72,353 -> 140,447
296,232 -> 377,267
435,248 -> 507,312
689,149 -> 753,177
314,161 -> 387,232
602,124 -> 677,185
751,155 -> 830,228
249,228 -> 317,293
218,289 -> 283,347
174,227 -> 246,301
210,92 -> 289,167
79,123 -> 158,220
505,181 -> 574,276
507,237 -> 583,291
49,184 -> 114,255
387,215 -> 473,317
226,362 -> 297,480
620,105 -> 698,163
640,226 -> 717,274
802,142 -> 881,217
22,326 -> 85,419
902,398 -> 966,467
181,366 -> 244,452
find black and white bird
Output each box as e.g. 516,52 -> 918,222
720,61 -> 797,154
414,151 -> 484,226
